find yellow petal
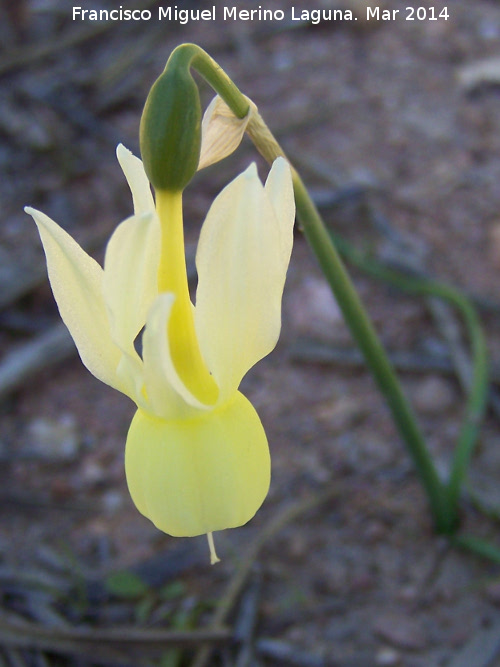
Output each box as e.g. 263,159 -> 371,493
115,351 -> 147,407
25,206 -> 128,395
125,392 -> 270,537
103,213 -> 159,355
198,95 -> 255,171
142,293 -> 208,420
116,144 -> 155,216
195,160 -> 295,401
264,157 -> 296,266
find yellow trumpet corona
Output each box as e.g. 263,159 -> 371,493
26,143 -> 295,558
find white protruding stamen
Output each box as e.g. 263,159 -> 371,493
207,532 -> 220,565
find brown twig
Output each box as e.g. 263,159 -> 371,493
0,618 -> 231,665
234,568 -> 262,667
0,23 -> 114,78
291,338 -> 455,375
0,0 -> 158,78
427,297 -> 472,395
0,323 -> 74,402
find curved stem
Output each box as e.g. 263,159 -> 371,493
167,43 -> 250,118
291,173 -> 453,533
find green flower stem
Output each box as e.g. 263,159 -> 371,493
168,43 -> 250,119
444,298 -> 488,512
291,173 -> 453,533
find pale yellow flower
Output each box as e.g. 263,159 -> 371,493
25,145 -> 294,561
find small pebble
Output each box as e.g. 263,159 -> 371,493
376,646 -> 401,666
102,490 -> 124,513
374,612 -> 427,650
412,376 -> 455,415
287,276 -> 349,342
25,414 -> 79,460
82,461 -> 106,486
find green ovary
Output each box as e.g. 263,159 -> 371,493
125,391 -> 270,536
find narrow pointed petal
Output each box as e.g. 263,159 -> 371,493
102,212 -> 160,354
195,161 -> 295,400
125,392 -> 270,537
25,207 -> 127,395
198,95 -> 255,171
142,294 -> 208,420
264,157 -> 295,266
116,144 -> 155,216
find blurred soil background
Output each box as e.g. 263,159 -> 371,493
3,0 -> 500,665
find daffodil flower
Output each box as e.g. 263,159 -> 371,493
25,144 -> 295,562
